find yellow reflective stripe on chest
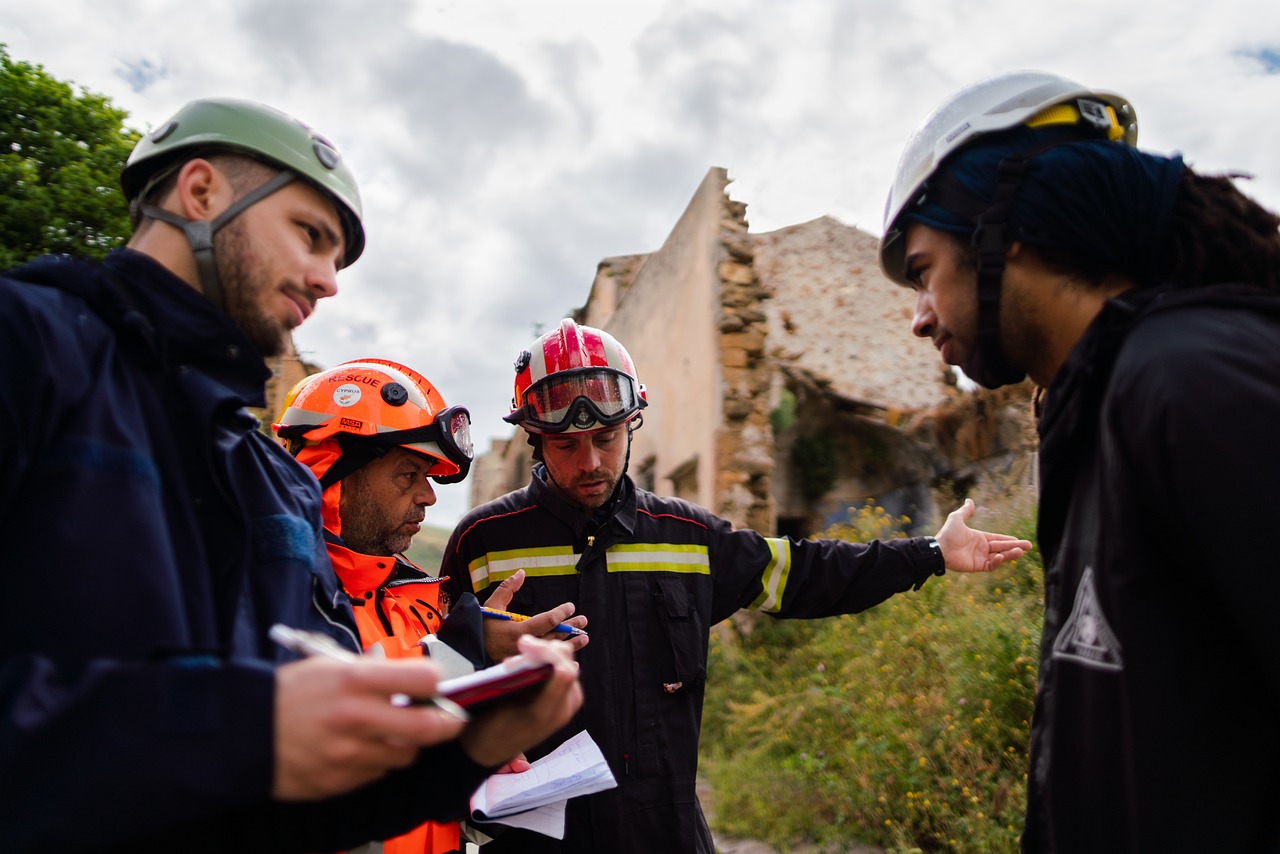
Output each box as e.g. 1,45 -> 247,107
747,537 -> 791,613
469,542 -> 714,589
605,542 -> 710,574
469,546 -> 578,589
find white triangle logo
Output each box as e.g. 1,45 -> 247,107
1051,567 -> 1123,672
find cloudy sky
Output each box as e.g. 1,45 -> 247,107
4,0 -> 1279,526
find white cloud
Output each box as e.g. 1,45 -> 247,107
4,0 -> 1280,526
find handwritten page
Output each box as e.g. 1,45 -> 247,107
470,730 -> 617,837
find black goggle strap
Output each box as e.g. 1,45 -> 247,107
139,171 -> 296,311
318,434 -> 388,491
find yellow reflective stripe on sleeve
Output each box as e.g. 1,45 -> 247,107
605,542 -> 710,574
748,537 -> 792,613
468,545 -> 579,590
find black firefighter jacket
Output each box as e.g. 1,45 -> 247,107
441,466 -> 945,853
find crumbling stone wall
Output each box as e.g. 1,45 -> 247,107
714,199 -> 776,531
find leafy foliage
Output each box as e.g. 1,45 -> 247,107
702,505 -> 1042,852
791,430 -> 839,501
0,44 -> 139,268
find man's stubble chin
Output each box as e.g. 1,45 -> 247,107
214,222 -> 289,357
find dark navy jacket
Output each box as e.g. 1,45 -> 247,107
1023,285 -> 1280,852
442,466 -> 945,853
0,250 -> 488,853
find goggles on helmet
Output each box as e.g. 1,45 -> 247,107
378,404 -> 474,484
296,404 -> 473,488
507,368 -> 644,434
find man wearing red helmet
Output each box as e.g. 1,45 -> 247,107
441,318 -> 1031,852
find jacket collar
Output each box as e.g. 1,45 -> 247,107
323,529 -> 426,595
100,248 -> 273,405
528,463 -> 637,541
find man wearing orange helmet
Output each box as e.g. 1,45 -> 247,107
0,98 -> 581,852
440,318 -> 1031,853
276,358 -> 485,854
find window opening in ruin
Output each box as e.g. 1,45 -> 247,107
666,457 -> 699,503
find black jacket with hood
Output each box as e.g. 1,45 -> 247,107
1023,284 -> 1280,852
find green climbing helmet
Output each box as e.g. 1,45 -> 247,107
121,97 -> 365,267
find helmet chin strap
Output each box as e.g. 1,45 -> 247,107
966,154 -> 1032,388
140,170 -> 296,311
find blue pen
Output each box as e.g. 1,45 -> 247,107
481,606 -> 588,638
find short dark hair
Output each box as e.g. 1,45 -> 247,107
128,151 -> 279,230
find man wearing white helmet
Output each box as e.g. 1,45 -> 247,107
440,318 -> 1031,853
0,98 -> 581,851
880,70 -> 1280,850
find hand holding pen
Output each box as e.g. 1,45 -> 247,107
270,624 -> 471,721
269,625 -> 583,795
480,569 -> 590,662
269,625 -> 470,800
481,606 -> 588,638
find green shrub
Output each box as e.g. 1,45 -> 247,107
702,504 -> 1042,852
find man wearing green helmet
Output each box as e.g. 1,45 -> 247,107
120,97 -> 366,357
0,97 -> 582,852
880,71 -> 1280,850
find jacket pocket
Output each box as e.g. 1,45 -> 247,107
653,577 -> 707,687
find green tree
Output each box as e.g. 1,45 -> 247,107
0,44 -> 139,269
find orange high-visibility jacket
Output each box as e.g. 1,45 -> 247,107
326,534 -> 462,854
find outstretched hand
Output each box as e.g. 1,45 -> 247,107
933,499 -> 1033,573
482,569 -> 589,662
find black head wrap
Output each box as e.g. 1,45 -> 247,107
902,126 -> 1184,387
909,126 -> 1185,286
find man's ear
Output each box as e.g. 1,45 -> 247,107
1006,240 -> 1024,260
172,158 -> 233,222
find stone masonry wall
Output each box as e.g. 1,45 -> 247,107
714,197 -> 776,532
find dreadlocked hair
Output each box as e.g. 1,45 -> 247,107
1157,168 -> 1280,292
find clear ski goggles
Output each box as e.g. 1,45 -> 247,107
511,368 -> 644,433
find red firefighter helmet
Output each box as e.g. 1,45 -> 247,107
274,358 -> 472,486
504,318 -> 647,435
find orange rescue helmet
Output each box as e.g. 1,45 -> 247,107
275,358 -> 472,486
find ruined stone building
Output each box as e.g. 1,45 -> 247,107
248,340 -> 321,435
469,168 -> 1036,537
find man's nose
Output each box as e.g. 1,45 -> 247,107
415,480 -> 437,507
911,291 -> 935,339
308,257 -> 340,300
578,443 -> 602,472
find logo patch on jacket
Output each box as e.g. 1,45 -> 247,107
1051,567 -> 1123,672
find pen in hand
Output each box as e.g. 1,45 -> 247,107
269,624 -> 470,722
480,606 -> 588,639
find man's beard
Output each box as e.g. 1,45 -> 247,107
554,468 -> 621,511
213,218 -> 289,357
340,476 -> 423,556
